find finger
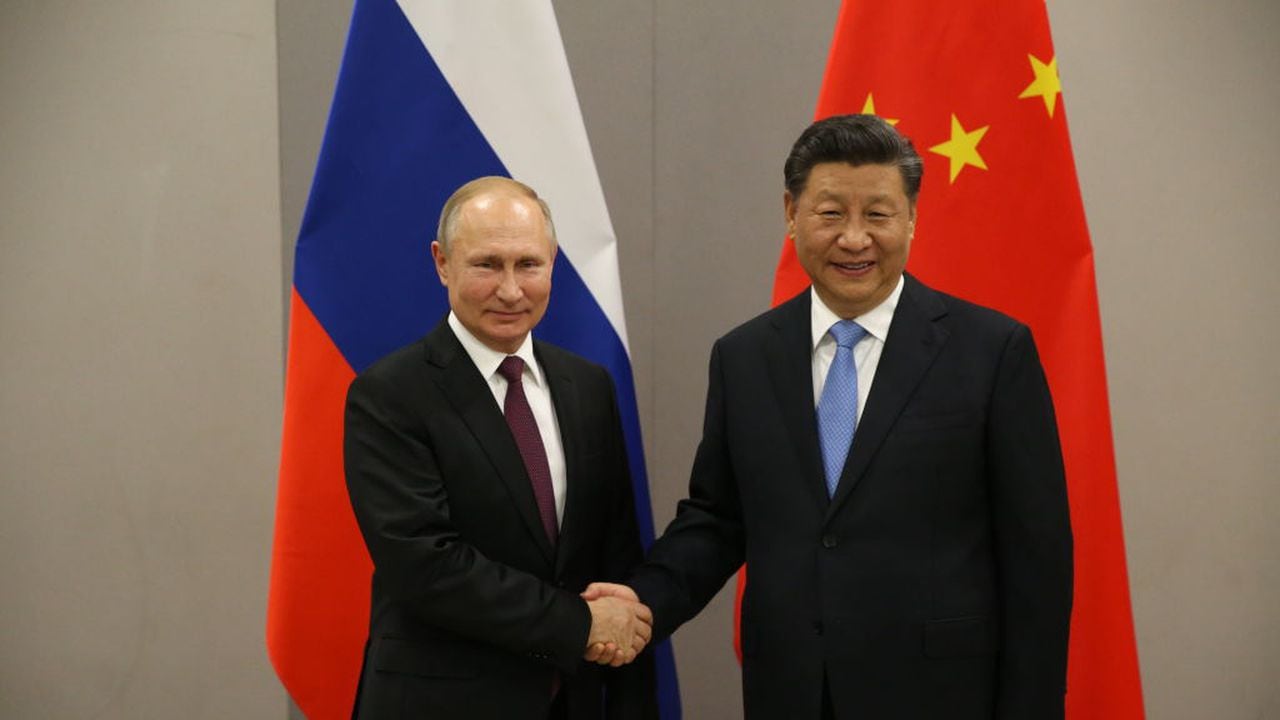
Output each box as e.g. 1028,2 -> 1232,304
599,642 -> 620,665
632,602 -> 653,625
611,583 -> 640,601
581,582 -> 613,601
584,642 -> 605,662
586,582 -> 639,602
635,621 -> 652,643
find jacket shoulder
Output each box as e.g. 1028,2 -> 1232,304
353,336 -> 431,386
534,339 -> 615,389
714,290 -> 808,350
906,275 -> 1029,340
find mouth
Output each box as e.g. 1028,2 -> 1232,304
831,260 -> 875,276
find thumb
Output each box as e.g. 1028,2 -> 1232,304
580,583 -> 607,601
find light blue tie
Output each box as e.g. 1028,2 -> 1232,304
817,320 -> 866,497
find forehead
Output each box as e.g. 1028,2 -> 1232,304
800,162 -> 907,202
452,194 -> 552,253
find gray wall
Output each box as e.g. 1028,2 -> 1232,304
1049,2 -> 1280,715
0,1 -> 284,718
2,0 -> 1277,717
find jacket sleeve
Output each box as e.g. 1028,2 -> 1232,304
629,339 -> 747,640
343,370 -> 591,674
593,368 -> 660,720
987,324 -> 1074,719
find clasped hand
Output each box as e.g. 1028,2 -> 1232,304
581,582 -> 650,667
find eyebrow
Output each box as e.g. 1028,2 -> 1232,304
810,189 -> 843,201
811,191 -> 896,205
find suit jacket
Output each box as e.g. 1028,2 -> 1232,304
344,320 -> 656,720
629,274 -> 1073,719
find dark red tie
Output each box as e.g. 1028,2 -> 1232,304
497,356 -> 558,545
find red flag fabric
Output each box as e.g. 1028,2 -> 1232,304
745,1 -> 1145,717
267,290 -> 371,715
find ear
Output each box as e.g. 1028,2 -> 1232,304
431,241 -> 449,286
783,191 -> 797,236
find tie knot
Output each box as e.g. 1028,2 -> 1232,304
828,320 -> 866,349
498,355 -> 525,384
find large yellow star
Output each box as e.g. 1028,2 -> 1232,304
860,93 -> 899,126
929,114 -> 989,183
1018,54 -> 1061,117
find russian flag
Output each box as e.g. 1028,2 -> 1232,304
266,2 -> 680,717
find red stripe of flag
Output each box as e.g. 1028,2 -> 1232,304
267,288 -> 370,719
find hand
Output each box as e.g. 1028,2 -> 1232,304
583,593 -> 651,667
582,583 -> 646,664
581,582 -> 639,603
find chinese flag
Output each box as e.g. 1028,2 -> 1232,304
748,1 -> 1145,717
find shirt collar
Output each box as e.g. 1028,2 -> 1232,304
447,312 -> 545,388
809,274 -> 904,351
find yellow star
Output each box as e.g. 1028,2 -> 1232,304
1018,54 -> 1061,117
860,93 -> 899,126
929,114 -> 989,183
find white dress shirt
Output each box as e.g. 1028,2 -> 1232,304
810,275 -> 905,420
448,313 -> 567,525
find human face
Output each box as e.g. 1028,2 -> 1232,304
785,162 -> 915,319
432,193 -> 556,353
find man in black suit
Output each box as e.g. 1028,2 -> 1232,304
586,115 -> 1073,718
344,177 -> 656,719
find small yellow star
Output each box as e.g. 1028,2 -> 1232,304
929,114 -> 989,183
1018,54 -> 1062,117
860,93 -> 899,126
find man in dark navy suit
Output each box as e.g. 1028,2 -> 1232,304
345,177 -> 656,720
588,115 -> 1073,719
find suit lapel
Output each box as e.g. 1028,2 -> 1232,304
426,324 -> 556,564
826,275 -> 950,521
537,343 -> 583,577
765,292 -> 830,512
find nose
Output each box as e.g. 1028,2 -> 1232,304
835,219 -> 873,251
495,268 -> 523,303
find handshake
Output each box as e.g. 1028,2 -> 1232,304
581,582 -> 651,667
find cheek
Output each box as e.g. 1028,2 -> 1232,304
526,280 -> 552,303
793,232 -> 821,257
523,270 -> 553,294
891,236 -> 912,261
458,278 -> 495,303
876,232 -> 910,257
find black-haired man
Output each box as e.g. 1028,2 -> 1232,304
589,115 -> 1073,719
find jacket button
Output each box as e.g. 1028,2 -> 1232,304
812,621 -> 824,635
821,534 -> 838,549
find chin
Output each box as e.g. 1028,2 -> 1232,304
488,329 -> 529,348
